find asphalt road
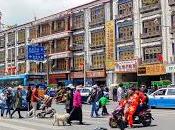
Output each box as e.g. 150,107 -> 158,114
0,102 -> 175,130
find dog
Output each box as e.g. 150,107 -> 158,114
53,113 -> 70,126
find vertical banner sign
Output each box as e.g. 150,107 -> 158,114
105,20 -> 115,70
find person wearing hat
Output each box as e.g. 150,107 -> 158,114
5,87 -> 13,118
10,86 -> 23,118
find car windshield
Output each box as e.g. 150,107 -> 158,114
80,89 -> 90,93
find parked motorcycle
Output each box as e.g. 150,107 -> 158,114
109,106 -> 153,130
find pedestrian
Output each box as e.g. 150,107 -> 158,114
99,94 -> 109,116
67,86 -> 83,125
26,86 -> 32,112
96,86 -> 104,114
88,85 -> 99,118
65,87 -> 73,113
0,90 -> 7,118
117,83 -> 123,102
6,87 -> 13,118
28,85 -> 40,118
112,86 -> 117,101
10,85 -> 23,118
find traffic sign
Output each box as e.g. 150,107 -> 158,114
26,45 -> 45,61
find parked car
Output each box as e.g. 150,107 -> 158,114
78,87 -> 93,103
148,87 -> 175,108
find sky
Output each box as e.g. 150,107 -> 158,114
0,0 -> 94,26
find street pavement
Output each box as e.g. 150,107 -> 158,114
0,102 -> 175,130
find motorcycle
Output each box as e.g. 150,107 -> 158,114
109,105 -> 153,130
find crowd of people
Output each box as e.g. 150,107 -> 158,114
0,83 -> 150,128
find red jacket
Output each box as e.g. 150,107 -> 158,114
73,90 -> 82,108
31,88 -> 39,102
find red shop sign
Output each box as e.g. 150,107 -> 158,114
71,72 -> 84,79
87,70 -> 106,78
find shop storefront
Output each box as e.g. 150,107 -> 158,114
137,64 -> 167,87
49,73 -> 68,86
115,60 -> 137,83
70,71 -> 84,85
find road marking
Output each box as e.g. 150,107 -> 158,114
1,118 -> 64,130
0,122 -> 37,130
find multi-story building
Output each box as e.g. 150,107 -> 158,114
70,0 -> 112,86
0,0 -> 113,87
113,0 -> 175,86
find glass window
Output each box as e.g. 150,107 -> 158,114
91,30 -> 105,47
18,29 -> 25,43
167,89 -> 175,95
90,5 -> 104,25
154,89 -> 166,96
0,36 -> 5,48
8,32 -> 15,46
72,13 -> 84,29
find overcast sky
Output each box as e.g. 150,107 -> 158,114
0,0 -> 93,25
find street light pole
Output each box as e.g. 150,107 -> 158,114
84,51 -> 86,86
46,55 -> 49,86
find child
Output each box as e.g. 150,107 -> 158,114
99,94 -> 109,116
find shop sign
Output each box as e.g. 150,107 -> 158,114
87,70 -> 106,78
166,64 -> 175,73
115,60 -> 137,73
105,20 -> 116,70
138,64 -> 165,76
71,72 -> 84,79
49,74 -> 67,79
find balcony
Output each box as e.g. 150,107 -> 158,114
169,0 -> 175,6
17,55 -> 25,60
90,64 -> 105,70
116,13 -> 133,20
141,31 -> 161,39
71,25 -> 84,31
90,43 -> 105,49
31,31 -> 72,44
71,44 -> 84,51
89,19 -> 105,28
140,3 -> 161,13
49,51 -> 72,59
117,37 -> 133,44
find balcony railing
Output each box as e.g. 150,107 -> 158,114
169,0 -> 175,6
90,43 -> 105,49
17,55 -> 25,60
116,13 -> 133,20
141,31 -> 161,39
90,64 -> 105,70
140,3 -> 161,13
72,44 -> 84,51
117,37 -> 133,44
71,25 -> 84,31
140,59 -> 162,65
89,19 -> 105,27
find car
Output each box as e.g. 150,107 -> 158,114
148,87 -> 175,108
78,87 -> 93,103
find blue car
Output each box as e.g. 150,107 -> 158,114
148,87 -> 175,108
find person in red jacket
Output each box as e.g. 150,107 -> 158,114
126,89 -> 140,128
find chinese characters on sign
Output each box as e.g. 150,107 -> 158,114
26,45 -> 45,61
105,20 -> 116,70
115,60 -> 137,73
138,64 -> 165,76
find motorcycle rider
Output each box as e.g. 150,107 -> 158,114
126,88 -> 140,128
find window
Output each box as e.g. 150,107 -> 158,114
57,59 -> 67,71
29,27 -> 37,40
91,30 -> 105,47
72,13 -> 84,29
118,26 -> 133,42
0,51 -> 5,62
41,23 -> 50,36
18,29 -> 25,43
92,54 -> 104,69
18,46 -> 25,59
18,62 -> 26,74
8,48 -> 15,62
90,5 -> 104,25
154,89 -> 166,96
53,19 -> 65,33
73,34 -> 84,45
142,0 -> 159,6
55,39 -> 68,53
118,1 -> 133,18
119,51 -> 134,61
0,36 -> 5,48
8,32 -> 15,46
144,46 -> 162,63
167,89 -> 175,95
172,14 -> 175,29
142,18 -> 161,38
74,56 -> 84,70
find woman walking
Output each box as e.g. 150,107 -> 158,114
68,86 -> 83,125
